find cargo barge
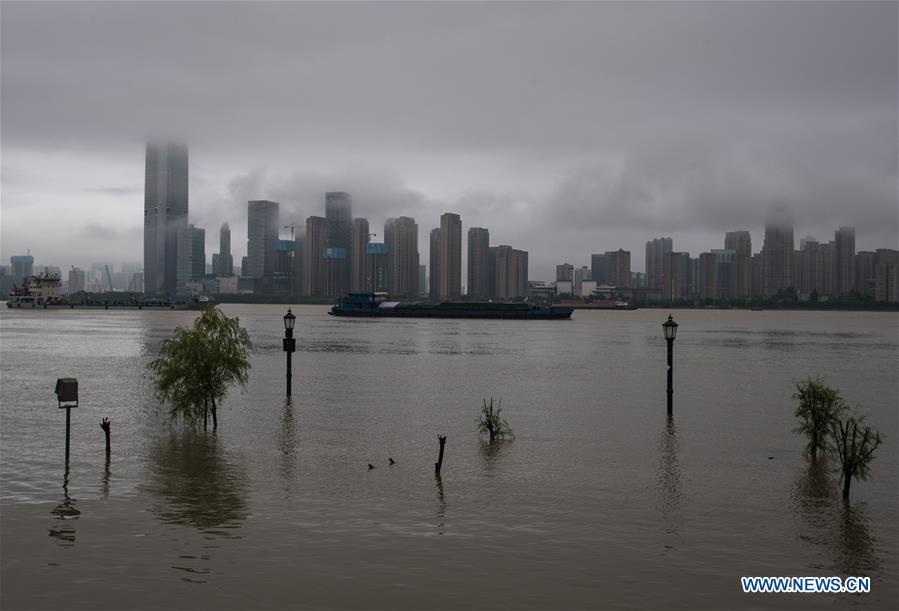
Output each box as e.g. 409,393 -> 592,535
329,292 -> 573,319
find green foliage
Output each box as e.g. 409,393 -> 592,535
793,377 -> 846,461
148,306 -> 252,425
830,413 -> 882,499
476,398 -> 513,442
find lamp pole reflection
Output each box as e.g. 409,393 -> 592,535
656,416 -> 682,538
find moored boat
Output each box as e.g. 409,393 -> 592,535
329,292 -> 573,319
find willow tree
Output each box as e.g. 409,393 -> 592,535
793,378 -> 845,462
148,306 -> 252,428
830,413 -> 882,501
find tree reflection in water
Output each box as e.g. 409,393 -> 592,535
49,467 -> 80,546
435,474 -> 446,535
479,439 -> 507,476
792,461 -> 878,575
655,415 -> 682,538
146,430 -> 248,537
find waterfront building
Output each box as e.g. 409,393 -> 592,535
607,249 -> 631,288
351,218 -> 370,292
429,228 -> 441,300
855,251 -> 877,299
662,252 -> 690,301
384,216 -> 419,298
591,253 -> 610,285
419,265 -> 427,296
366,243 -> 389,292
217,223 -> 234,276
9,255 -> 34,285
247,200 -> 280,285
834,226 -> 856,296
467,227 -> 490,300
68,267 -> 87,294
875,249 -> 898,302
273,239 -> 297,297
574,266 -> 590,295
241,256 -> 249,278
724,231 -> 751,299
820,242 -> 835,297
495,245 -> 528,299
556,263 -> 573,282
144,141 -> 188,296
303,216 -> 327,297
698,252 -> 718,301
798,239 -> 822,300
176,224 -> 205,295
761,211 -> 794,298
325,192 -> 353,295
128,272 -> 144,293
439,213 -> 462,300
645,237 -> 672,290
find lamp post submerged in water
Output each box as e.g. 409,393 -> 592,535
283,308 -> 296,397
662,314 -> 678,416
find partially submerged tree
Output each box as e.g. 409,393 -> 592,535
476,398 -> 513,443
830,413 -> 882,501
148,306 -> 252,428
793,378 -> 846,461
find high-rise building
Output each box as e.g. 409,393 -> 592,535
874,249 -> 898,302
591,253 -> 610,285
556,263 -> 573,282
419,265 -> 427,297
798,238 -> 822,299
217,223 -> 233,276
820,242 -> 835,297
761,210 -> 794,298
855,251 -> 877,299
833,226 -> 856,296
607,249 -> 631,288
429,228 -> 441,300
494,245 -> 528,299
303,216 -> 327,297
384,217 -> 419,298
698,252 -> 718,301
351,218 -> 370,292
366,243 -> 389,292
467,227 -> 490,300
645,238 -> 672,290
662,252 -> 690,301
325,192 -> 353,295
176,224 -> 205,294
9,255 -> 34,284
143,141 -> 188,296
68,267 -> 87,294
725,231 -> 752,299
724,231 -> 752,257
272,239 -> 297,297
438,213 -> 462,300
247,200 -> 280,283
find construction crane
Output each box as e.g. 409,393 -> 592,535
284,224 -> 297,240
105,265 -> 114,291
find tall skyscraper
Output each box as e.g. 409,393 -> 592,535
217,223 -> 233,276
143,142 -> 188,295
662,252 -> 690,301
556,263 -> 573,282
176,224 -> 205,294
725,231 -> 752,299
761,209 -> 794,298
591,253 -> 610,285
325,192 -> 353,295
645,237 -> 672,290
303,216 -> 327,297
494,245 -> 528,299
607,249 -> 631,288
9,255 -> 34,284
833,226 -> 856,296
246,200 -> 280,284
351,218 -> 370,292
467,227 -> 490,299
429,228 -> 441,300
439,213 -> 462,300
384,216 -> 419,298
366,243 -> 389,292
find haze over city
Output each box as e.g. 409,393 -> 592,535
1,1 -> 897,278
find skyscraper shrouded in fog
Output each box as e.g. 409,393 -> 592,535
217,223 -> 233,276
351,218 -> 370,292
429,228 -> 441,300
326,192 -> 353,295
247,200 -> 280,287
834,226 -> 856,296
439,212 -> 462,300
761,208 -> 794,298
176,224 -> 205,294
467,227 -> 490,299
144,141 -> 188,295
303,216 -> 327,297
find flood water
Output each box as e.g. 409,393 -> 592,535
1,305 -> 897,610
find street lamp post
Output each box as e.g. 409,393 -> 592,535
283,308 -> 296,397
662,314 -> 678,416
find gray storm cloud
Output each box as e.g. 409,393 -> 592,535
1,1 -> 896,277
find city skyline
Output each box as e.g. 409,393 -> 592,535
1,2 -> 895,279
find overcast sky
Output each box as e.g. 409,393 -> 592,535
2,1 -> 896,280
